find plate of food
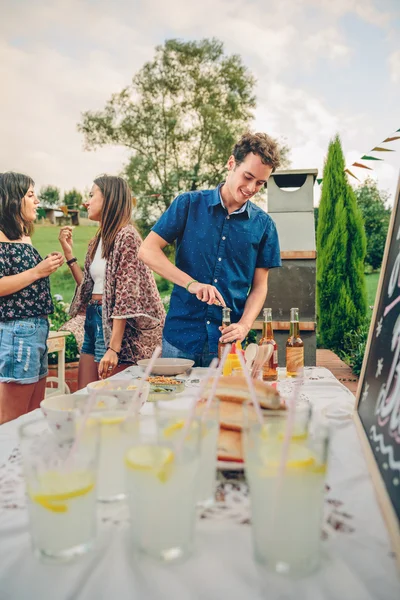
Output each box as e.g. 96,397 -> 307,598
137,358 -> 194,376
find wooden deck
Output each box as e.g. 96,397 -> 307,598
316,349 -> 359,396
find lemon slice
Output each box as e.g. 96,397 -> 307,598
163,420 -> 185,437
100,416 -> 125,425
277,431 -> 308,442
29,472 -> 95,513
261,442 -> 316,472
125,445 -> 175,482
260,425 -> 308,442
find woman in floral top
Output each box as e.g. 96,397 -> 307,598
59,175 -> 165,388
0,172 -> 64,424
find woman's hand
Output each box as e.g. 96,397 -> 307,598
58,226 -> 74,258
98,348 -> 119,379
188,282 -> 226,306
33,253 -> 64,279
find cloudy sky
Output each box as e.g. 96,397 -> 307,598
1,0 -> 399,205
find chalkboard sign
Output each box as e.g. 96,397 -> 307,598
355,174 -> 400,567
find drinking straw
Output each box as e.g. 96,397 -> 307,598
175,351 -> 227,456
277,374 -> 303,477
236,350 -> 264,425
204,346 -> 231,413
64,389 -> 97,470
126,345 -> 162,418
267,369 -> 304,537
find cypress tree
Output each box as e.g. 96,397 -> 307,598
316,135 -> 367,351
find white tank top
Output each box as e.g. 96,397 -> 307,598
89,239 -> 106,294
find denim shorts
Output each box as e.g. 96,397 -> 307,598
81,302 -> 107,363
162,336 -> 217,368
0,317 -> 50,384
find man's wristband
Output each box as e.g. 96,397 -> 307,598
185,279 -> 198,292
66,257 -> 77,267
107,346 -> 120,357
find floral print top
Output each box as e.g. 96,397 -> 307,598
0,242 -> 53,321
68,224 -> 165,363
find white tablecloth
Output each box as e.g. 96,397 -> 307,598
0,367 -> 399,600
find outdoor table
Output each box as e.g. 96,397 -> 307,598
0,367 -> 399,599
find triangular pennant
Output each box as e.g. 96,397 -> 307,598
371,146 -> 395,152
317,178 -> 323,185
352,162 -> 373,170
381,136 -> 400,143
345,168 -> 360,181
361,155 -> 383,160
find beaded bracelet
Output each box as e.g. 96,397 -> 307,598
185,279 -> 198,292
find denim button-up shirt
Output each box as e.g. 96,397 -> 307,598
152,185 -> 281,354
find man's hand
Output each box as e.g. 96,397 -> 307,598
188,282 -> 226,307
219,322 -> 250,343
98,348 -> 119,379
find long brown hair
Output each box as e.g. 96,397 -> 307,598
89,175 -> 136,260
0,172 -> 35,240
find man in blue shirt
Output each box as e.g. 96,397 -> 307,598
138,132 -> 282,366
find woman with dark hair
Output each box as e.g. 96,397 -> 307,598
59,175 -> 165,388
0,172 -> 64,424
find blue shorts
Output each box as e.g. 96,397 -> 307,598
0,317 -> 50,384
162,336 -> 217,368
81,302 -> 107,363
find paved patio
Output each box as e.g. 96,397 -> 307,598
316,349 -> 359,396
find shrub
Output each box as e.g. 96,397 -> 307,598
48,295 -> 79,364
339,315 -> 370,376
316,135 -> 367,353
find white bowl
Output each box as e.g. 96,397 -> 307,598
86,378 -> 150,410
40,394 -> 87,441
137,358 -> 194,376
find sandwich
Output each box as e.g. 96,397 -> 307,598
206,375 -> 283,409
217,429 -> 243,462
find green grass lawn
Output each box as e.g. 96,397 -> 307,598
32,225 -> 96,303
365,272 -> 380,307
32,224 -> 382,311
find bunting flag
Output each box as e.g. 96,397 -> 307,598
318,126 -> 400,184
344,168 -> 360,181
352,161 -> 373,170
371,146 -> 395,151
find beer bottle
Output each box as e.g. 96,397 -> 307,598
259,308 -> 278,381
286,307 -> 304,377
218,307 -> 231,362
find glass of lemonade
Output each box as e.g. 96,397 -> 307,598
244,405 -> 330,577
19,417 -> 99,563
123,411 -> 201,563
194,400 -> 219,508
80,381 -> 149,502
156,398 -> 220,508
96,410 -> 131,502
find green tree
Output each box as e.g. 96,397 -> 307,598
39,185 -> 61,207
316,135 -> 367,352
64,188 -> 83,209
78,37 -> 290,236
355,177 -> 391,271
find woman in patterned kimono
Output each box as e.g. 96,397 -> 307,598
0,172 -> 64,423
59,175 -> 165,388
